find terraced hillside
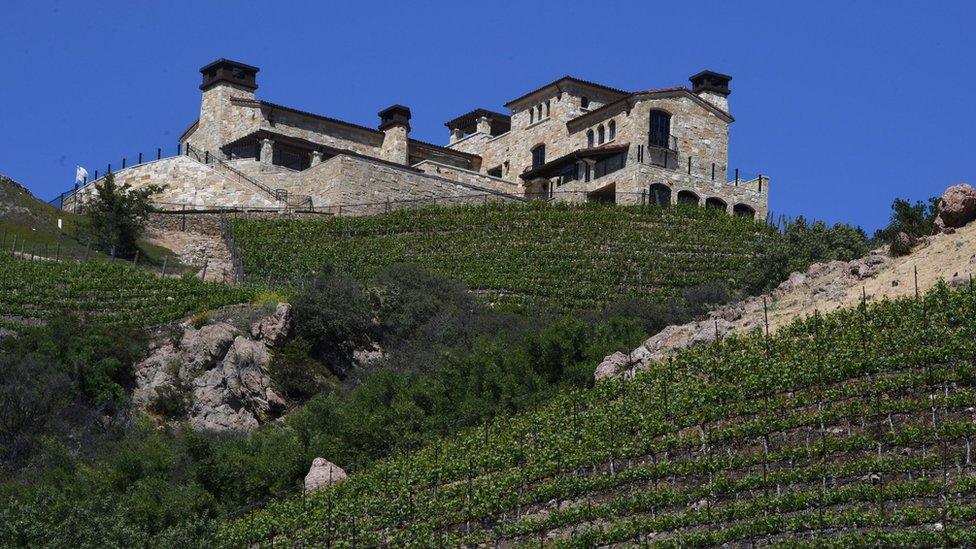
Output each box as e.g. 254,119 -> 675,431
231,202 -> 773,311
220,284 -> 976,547
0,253 -> 253,329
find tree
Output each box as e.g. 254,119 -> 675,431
86,174 -> 162,258
872,197 -> 939,256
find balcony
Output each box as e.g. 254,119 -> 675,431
643,134 -> 679,169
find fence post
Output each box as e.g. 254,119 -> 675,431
161,257 -> 168,277
94,169 -> 98,180
735,168 -> 739,185
56,239 -> 61,261
157,147 -> 161,160
85,241 -> 91,260
108,163 -> 111,174
122,157 -> 126,169
201,260 -> 209,281
759,174 -> 763,193
133,250 -> 139,268
138,152 -> 143,164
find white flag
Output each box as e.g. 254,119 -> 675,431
75,166 -> 89,184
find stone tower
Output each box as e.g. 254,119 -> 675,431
194,59 -> 260,154
378,105 -> 411,165
689,70 -> 731,113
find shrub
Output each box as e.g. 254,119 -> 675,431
268,338 -> 335,401
291,265 -> 374,377
189,311 -> 210,329
872,197 -> 939,256
148,385 -> 189,420
85,173 -> 163,258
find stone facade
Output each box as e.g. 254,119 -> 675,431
66,60 -> 766,219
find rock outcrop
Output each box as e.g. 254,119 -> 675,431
594,249 -> 891,381
304,457 -> 348,492
935,184 -> 976,232
133,304 -> 290,432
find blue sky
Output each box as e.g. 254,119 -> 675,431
1,0 -> 972,232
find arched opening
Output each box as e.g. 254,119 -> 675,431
531,144 -> 546,168
587,130 -> 594,148
581,96 -> 590,109
705,197 -> 727,211
597,125 -> 605,144
649,110 -> 672,148
733,203 -> 756,218
608,120 -> 616,141
648,183 -> 671,207
677,190 -> 699,205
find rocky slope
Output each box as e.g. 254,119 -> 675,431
597,183 -> 976,380
133,302 -> 292,431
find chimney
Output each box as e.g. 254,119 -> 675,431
199,58 -> 259,95
476,115 -> 492,135
689,70 -> 731,113
193,59 -> 260,153
378,105 -> 411,165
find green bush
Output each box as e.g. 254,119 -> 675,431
148,385 -> 189,420
268,338 -> 335,401
872,197 -> 939,256
291,266 -> 374,377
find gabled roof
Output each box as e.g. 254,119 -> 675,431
566,87 -> 734,129
504,76 -> 630,108
520,144 -> 629,180
444,108 -> 511,131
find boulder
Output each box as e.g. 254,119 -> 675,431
250,303 -> 292,347
179,322 -> 238,379
935,183 -> 976,231
594,351 -> 635,381
304,458 -> 348,492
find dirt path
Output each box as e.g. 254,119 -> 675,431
596,223 -> 976,379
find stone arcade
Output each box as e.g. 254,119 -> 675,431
65,59 -> 767,218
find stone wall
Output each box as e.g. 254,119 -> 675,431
550,160 -> 768,219
412,161 -> 520,195
64,156 -> 280,212
302,155 -> 520,215
186,83 -> 260,155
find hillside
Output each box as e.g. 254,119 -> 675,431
598,214 -> 976,379
219,283 -> 976,546
231,202 -> 774,312
0,253 -> 253,329
0,174 -> 91,257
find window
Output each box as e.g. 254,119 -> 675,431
597,125 -> 605,145
580,96 -> 590,109
487,165 -> 503,178
649,110 -> 672,148
587,130 -> 594,148
529,108 -> 534,124
272,145 -> 310,171
531,144 -> 546,168
593,152 -> 625,179
648,183 -> 671,207
537,104 -> 543,120
608,120 -> 616,141
545,100 -> 550,117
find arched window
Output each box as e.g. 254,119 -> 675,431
529,108 -> 534,124
608,120 -> 616,141
597,125 -> 605,144
580,96 -> 589,109
705,197 -> 727,211
587,130 -> 594,148
677,190 -> 699,205
649,110 -> 672,148
537,104 -> 543,120
531,144 -> 546,168
545,100 -> 550,117
733,203 -> 756,218
648,183 -> 671,207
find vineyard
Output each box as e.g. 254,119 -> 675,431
219,283 -> 976,547
0,253 -> 253,329
231,202 -> 774,311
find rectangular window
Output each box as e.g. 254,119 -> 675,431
593,152 -> 626,180
531,145 -> 546,168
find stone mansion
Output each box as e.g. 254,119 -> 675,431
65,59 -> 767,218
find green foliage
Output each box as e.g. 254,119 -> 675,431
268,338 -> 335,401
872,196 -> 940,256
85,173 -> 163,258
232,202 -> 773,312
148,385 -> 190,420
0,253 -> 254,329
291,266 -> 374,376
744,216 -> 870,293
217,284 -> 976,547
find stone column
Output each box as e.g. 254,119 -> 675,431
259,139 -> 274,166
311,150 -> 323,166
476,116 -> 491,135
450,127 -> 464,144
378,105 -> 412,165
